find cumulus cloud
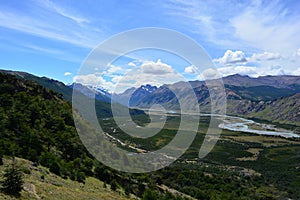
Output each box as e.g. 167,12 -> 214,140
111,75 -> 123,83
97,65 -> 123,77
214,50 -> 285,75
128,62 -> 136,67
250,52 -> 281,61
76,59 -> 179,93
113,70 -> 182,93
218,66 -> 258,77
73,74 -> 115,90
184,65 -> 198,74
198,68 -> 221,80
64,72 -> 72,76
214,50 -> 247,65
140,59 -> 174,75
216,64 -> 291,78
111,60 -> 181,93
106,65 -> 122,74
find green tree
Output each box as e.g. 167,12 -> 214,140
142,189 -> 159,200
110,180 -> 118,191
0,159 -> 24,196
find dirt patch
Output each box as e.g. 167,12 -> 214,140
23,183 -> 40,199
236,148 -> 262,161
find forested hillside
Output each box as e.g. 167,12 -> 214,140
0,72 -> 188,199
0,72 -> 92,182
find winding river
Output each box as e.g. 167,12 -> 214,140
143,109 -> 300,138
217,115 -> 300,138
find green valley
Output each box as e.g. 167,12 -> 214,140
1,71 -> 300,199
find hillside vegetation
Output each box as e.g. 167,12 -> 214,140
0,72 -> 189,199
0,157 -> 131,200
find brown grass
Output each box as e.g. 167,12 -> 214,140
0,157 -> 133,200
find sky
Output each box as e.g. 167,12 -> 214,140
0,0 -> 300,92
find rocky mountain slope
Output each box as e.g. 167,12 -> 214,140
248,92 -> 300,125
113,84 -> 157,106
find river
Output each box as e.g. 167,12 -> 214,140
148,109 -> 300,139
217,115 -> 300,138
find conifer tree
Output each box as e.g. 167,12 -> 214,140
1,158 -> 24,196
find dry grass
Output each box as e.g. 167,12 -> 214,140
0,157 -> 132,200
224,135 -> 300,147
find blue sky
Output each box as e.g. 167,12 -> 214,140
0,0 -> 300,91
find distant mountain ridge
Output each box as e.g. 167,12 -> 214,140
116,74 -> 300,105
223,74 -> 300,89
0,69 -> 74,101
2,69 -> 300,125
115,74 -> 300,125
178,74 -> 300,90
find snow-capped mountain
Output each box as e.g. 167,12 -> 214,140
70,83 -> 111,103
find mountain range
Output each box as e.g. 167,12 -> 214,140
1,69 -> 300,199
1,69 -> 300,125
115,74 -> 300,125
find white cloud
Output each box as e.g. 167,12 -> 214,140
296,48 -> 300,57
218,66 -> 258,77
163,0 -> 244,48
198,68 -> 221,80
250,52 -> 281,61
113,71 -> 182,93
106,65 -> 122,74
128,62 -> 136,67
214,50 -> 247,65
292,68 -> 300,75
0,4 -> 102,48
39,0 -> 89,24
73,74 -> 115,90
111,75 -> 123,83
73,59 -> 181,93
216,64 -> 291,78
97,65 -> 123,77
213,50 -> 293,78
110,60 -> 182,93
140,59 -> 174,75
184,65 -> 198,74
165,1 -> 300,58
230,1 -> 300,55
64,72 -> 72,76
